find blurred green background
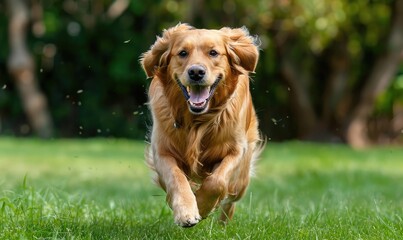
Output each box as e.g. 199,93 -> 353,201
0,0 -> 402,147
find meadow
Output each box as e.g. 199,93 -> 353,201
1,138 -> 403,239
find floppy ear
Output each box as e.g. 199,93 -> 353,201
140,23 -> 194,78
221,27 -> 260,73
140,36 -> 170,78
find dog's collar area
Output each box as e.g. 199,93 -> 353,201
173,121 -> 181,129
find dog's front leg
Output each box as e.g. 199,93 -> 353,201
195,147 -> 244,219
154,153 -> 201,227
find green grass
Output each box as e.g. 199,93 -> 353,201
1,138 -> 403,239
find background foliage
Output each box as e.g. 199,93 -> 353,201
0,0 -> 402,143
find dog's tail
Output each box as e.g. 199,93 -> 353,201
144,144 -> 154,169
145,144 -> 162,187
250,135 -> 266,177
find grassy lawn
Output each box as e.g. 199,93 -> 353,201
1,138 -> 403,239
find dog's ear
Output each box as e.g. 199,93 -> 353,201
140,36 -> 170,78
221,27 -> 260,73
141,23 -> 194,78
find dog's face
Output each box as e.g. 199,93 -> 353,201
141,24 -> 259,114
169,30 -> 229,114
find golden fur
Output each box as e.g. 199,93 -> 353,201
141,23 -> 263,227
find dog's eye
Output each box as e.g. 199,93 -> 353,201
178,50 -> 188,58
209,50 -> 219,57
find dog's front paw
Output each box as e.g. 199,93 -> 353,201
174,206 -> 202,227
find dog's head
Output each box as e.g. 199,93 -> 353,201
141,23 -> 259,115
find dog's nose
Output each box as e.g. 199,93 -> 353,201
188,65 -> 206,81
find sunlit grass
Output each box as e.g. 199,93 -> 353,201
1,138 -> 403,239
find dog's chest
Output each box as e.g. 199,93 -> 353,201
182,126 -> 235,161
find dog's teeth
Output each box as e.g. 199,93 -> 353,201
189,100 -> 207,107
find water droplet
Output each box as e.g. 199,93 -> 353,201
271,118 -> 283,125
97,129 -> 102,133
124,39 -> 131,44
2,85 -> 6,90
77,89 -> 83,94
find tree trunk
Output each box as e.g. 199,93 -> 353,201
106,0 -> 129,20
322,38 -> 349,129
346,0 -> 403,148
280,55 -> 318,138
7,0 -> 53,138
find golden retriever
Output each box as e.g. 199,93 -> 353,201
141,23 -> 263,227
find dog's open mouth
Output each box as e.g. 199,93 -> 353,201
187,85 -> 210,112
176,75 -> 222,114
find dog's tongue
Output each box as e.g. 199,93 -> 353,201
188,86 -> 210,103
